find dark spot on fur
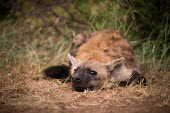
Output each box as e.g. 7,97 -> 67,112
107,53 -> 121,59
97,44 -> 100,47
110,56 -> 117,59
81,39 -> 86,44
112,48 -> 118,53
76,44 -> 81,48
124,57 -> 135,68
129,48 -> 135,55
121,45 -> 134,55
70,51 -> 77,57
107,53 -> 112,57
106,42 -> 111,47
72,42 -> 75,47
124,46 -> 134,55
104,49 -> 108,53
111,36 -> 120,41
128,58 -> 134,62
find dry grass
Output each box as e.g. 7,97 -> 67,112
0,75 -> 169,113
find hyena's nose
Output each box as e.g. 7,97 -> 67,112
71,76 -> 81,82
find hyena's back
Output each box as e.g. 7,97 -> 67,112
44,29 -> 146,91
70,29 -> 139,72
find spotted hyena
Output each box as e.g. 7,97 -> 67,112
44,29 -> 146,91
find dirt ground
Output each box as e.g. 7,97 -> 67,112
1,100 -> 170,113
0,76 -> 170,113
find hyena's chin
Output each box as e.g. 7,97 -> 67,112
72,87 -> 86,92
72,83 -> 94,92
72,87 -> 93,92
72,86 -> 94,92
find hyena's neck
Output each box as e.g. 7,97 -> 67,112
119,65 -> 133,81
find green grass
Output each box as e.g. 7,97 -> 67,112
1,1 -> 169,74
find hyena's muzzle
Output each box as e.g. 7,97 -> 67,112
71,67 -> 99,92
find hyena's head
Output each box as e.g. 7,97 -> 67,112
68,53 -> 125,91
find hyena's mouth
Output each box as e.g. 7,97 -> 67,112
73,86 -> 87,92
72,84 -> 93,92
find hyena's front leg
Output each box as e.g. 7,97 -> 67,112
118,72 -> 147,86
129,72 -> 147,85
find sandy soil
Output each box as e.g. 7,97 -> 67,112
0,77 -> 170,113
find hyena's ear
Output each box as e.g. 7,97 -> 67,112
106,57 -> 125,82
68,53 -> 78,65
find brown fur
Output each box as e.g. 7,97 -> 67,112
68,29 -> 143,91
72,29 -> 139,70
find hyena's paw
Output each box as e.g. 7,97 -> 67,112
118,73 -> 147,87
134,75 -> 147,85
129,72 -> 147,85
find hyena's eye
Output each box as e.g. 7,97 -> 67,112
74,68 -> 78,73
89,70 -> 98,75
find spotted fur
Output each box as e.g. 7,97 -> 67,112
44,29 -> 146,92
68,29 -> 145,91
